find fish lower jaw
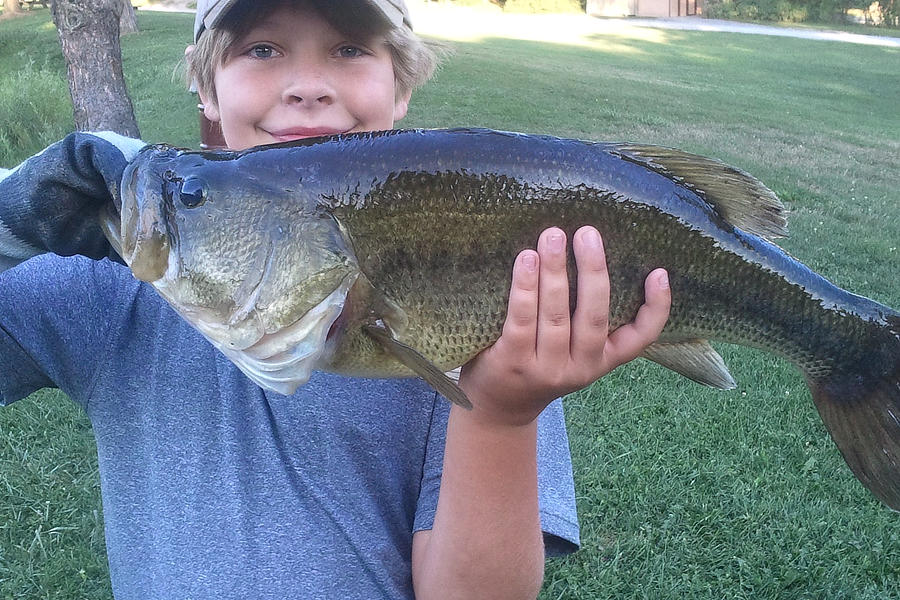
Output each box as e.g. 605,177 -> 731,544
195,274 -> 358,395
219,345 -> 319,396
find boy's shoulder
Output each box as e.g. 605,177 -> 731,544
0,254 -> 157,405
0,253 -> 151,324
2,252 -> 128,280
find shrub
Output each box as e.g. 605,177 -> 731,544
494,0 -> 586,12
0,64 -> 73,165
703,0 -> 894,22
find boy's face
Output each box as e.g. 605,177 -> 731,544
199,2 -> 411,150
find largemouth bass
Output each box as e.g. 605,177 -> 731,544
104,128 -> 900,510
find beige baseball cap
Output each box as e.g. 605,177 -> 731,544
193,0 -> 413,42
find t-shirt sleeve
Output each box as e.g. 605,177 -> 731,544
0,255 -> 133,408
413,397 -> 580,556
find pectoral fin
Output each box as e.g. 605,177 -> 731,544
641,339 -> 737,390
364,323 -> 473,409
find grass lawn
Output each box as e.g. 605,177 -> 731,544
1,7 -> 899,599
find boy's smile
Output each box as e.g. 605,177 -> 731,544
199,2 -> 411,150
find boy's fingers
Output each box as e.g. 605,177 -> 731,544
497,248 -> 541,356
570,226 -> 610,362
535,227 -> 571,360
604,268 -> 671,367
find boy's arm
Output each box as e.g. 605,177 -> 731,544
0,132 -> 144,271
412,226 -> 671,599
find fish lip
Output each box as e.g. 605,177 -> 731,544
210,271 -> 359,394
120,157 -> 172,282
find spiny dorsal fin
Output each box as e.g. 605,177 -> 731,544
363,323 -> 473,409
641,339 -> 737,390
613,144 -> 788,240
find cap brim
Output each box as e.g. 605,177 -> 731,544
194,0 -> 412,42
194,0 -> 242,42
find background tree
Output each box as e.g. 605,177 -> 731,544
50,0 -> 140,137
2,0 -> 23,16
120,0 -> 137,34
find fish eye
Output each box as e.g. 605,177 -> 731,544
179,177 -> 208,208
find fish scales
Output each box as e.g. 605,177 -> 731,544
110,128 -> 900,510
318,132 -> 883,378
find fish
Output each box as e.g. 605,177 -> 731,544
101,128 -> 900,510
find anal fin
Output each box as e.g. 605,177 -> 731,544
364,323 -> 473,409
641,339 -> 737,390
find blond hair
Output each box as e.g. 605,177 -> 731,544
186,0 -> 447,104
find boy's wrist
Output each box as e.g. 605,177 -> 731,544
454,403 -> 542,432
453,382 -> 547,430
456,362 -> 561,429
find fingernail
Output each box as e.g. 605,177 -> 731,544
658,270 -> 669,289
522,252 -> 537,271
584,228 -> 601,248
549,231 -> 564,252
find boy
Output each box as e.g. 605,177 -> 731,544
0,0 -> 670,597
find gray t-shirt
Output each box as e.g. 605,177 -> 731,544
0,254 -> 579,599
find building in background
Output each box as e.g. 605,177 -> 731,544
587,0 -> 701,17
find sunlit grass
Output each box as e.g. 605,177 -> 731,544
0,8 -> 898,599
411,4 -> 672,49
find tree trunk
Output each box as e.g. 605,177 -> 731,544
119,0 -> 138,34
50,0 -> 140,137
3,0 -> 23,15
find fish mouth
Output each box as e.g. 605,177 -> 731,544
197,272 -> 358,395
120,157 -> 171,282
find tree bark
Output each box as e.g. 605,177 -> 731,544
3,0 -> 23,15
51,0 -> 141,137
119,0 -> 138,34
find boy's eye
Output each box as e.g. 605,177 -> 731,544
248,44 -> 277,59
337,45 -> 365,59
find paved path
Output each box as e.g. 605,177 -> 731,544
620,17 -> 900,47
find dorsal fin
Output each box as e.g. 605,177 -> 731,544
613,144 -> 788,240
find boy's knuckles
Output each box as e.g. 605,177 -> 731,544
586,313 -> 610,331
510,364 -> 532,378
509,312 -> 536,328
583,258 -> 609,274
512,276 -> 539,293
543,311 -> 569,327
538,371 -> 569,391
541,258 -> 568,273
540,281 -> 570,301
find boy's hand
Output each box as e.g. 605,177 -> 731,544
458,225 -> 671,428
0,132 -> 145,272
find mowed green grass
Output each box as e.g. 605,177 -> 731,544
1,9 -> 899,599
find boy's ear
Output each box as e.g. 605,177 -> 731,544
393,89 -> 412,123
198,89 -> 221,123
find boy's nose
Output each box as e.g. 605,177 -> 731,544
282,73 -> 335,107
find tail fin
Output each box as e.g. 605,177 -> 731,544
809,314 -> 900,510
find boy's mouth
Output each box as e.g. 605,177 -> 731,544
269,127 -> 348,142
